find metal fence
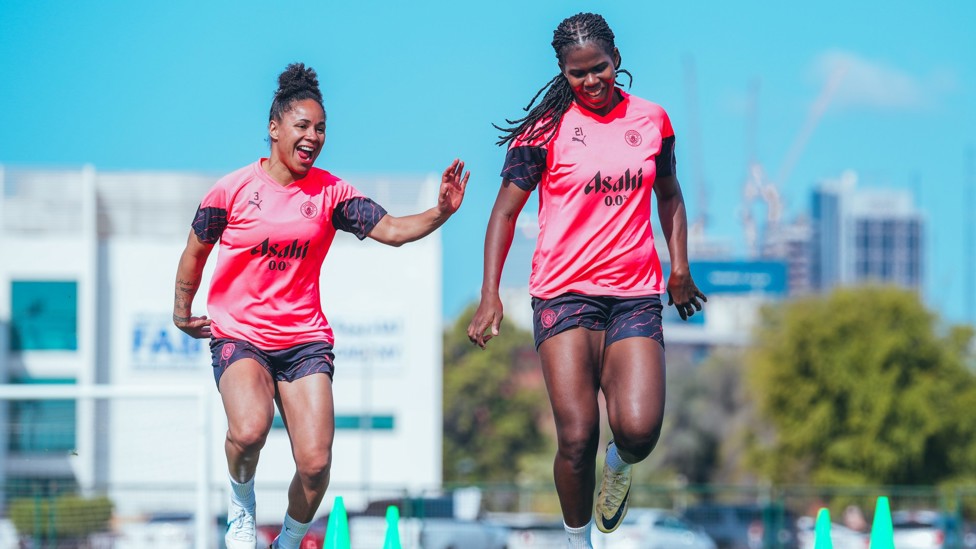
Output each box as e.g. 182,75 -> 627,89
2,479 -> 975,548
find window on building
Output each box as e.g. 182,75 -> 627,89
908,220 -> 920,250
856,221 -> 869,250
907,260 -> 919,286
10,280 -> 78,351
7,378 -> 77,453
881,224 -> 894,255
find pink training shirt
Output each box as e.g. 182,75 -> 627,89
191,160 -> 387,350
501,89 -> 677,299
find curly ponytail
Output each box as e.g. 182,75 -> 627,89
269,63 -> 325,123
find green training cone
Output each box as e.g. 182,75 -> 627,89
814,507 -> 833,549
383,505 -> 402,549
324,496 -> 351,549
869,496 -> 894,549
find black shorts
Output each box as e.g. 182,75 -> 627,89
531,293 -> 665,350
210,338 -> 335,388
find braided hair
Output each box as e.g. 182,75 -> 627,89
494,13 -> 631,147
269,62 -> 326,123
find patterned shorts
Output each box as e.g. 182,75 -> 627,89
210,338 -> 335,389
531,293 -> 664,350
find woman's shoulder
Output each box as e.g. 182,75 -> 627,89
624,92 -> 669,117
622,92 -> 673,136
301,167 -> 365,199
307,166 -> 345,187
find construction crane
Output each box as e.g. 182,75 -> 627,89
740,62 -> 848,257
741,78 -> 782,257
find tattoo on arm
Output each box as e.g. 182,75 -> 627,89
174,277 -> 201,321
177,277 -> 199,292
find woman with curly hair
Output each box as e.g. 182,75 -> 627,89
173,62 -> 468,549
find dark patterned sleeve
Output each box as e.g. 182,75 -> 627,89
191,205 -> 228,244
332,197 -> 389,240
500,145 -> 547,191
656,135 -> 677,178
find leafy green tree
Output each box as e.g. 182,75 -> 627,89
443,304 -> 550,484
748,285 -> 976,486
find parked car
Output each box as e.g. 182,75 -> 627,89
795,515 -> 868,549
116,512 -> 225,549
963,521 -> 976,548
593,508 -> 717,549
891,510 -> 961,549
682,503 -> 798,549
488,512 -> 567,549
347,495 -> 509,549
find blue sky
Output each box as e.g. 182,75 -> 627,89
2,1 -> 974,324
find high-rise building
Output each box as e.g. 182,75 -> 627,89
810,171 -> 924,291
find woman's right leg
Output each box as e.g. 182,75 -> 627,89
219,358 -> 277,481
217,357 -> 276,548
538,327 -> 605,527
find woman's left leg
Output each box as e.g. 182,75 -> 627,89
601,337 -> 666,462
276,373 -> 336,522
593,336 -> 665,532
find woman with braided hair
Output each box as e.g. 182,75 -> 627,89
173,62 -> 468,549
467,12 -> 705,549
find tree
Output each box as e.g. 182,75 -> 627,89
442,304 -> 550,484
747,285 -> 976,486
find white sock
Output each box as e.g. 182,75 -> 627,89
274,513 -> 310,549
605,441 -> 631,473
564,521 -> 592,549
228,473 -> 255,510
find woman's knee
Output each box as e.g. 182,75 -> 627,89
556,425 -> 600,465
226,419 -> 271,453
296,448 -> 333,486
614,418 -> 663,461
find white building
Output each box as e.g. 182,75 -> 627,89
0,165 -> 445,523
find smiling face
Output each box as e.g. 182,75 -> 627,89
559,41 -> 621,116
268,98 -> 326,178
